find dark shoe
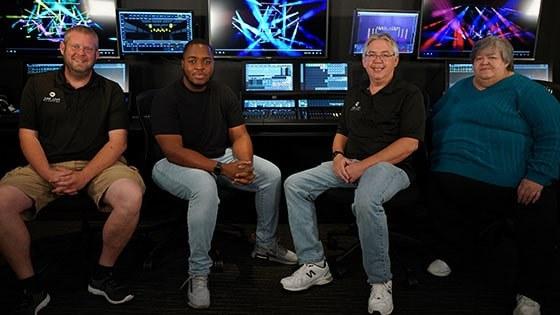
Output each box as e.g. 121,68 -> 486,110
13,289 -> 50,315
88,275 -> 134,304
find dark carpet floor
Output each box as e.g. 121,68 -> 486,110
1,223 -> 559,314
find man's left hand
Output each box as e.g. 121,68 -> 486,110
517,178 -> 543,206
51,170 -> 89,195
344,160 -> 365,183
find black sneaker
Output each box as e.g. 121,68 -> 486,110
87,275 -> 134,304
13,289 -> 50,315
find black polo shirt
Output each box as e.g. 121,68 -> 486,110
151,79 -> 245,158
337,78 -> 425,178
19,67 -> 128,163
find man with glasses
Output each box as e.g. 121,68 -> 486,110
150,39 -> 297,309
0,26 -> 145,314
280,33 -> 425,315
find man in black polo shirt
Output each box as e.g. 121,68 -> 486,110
150,39 -> 297,309
0,26 -> 144,314
280,33 -> 425,315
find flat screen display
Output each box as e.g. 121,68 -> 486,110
243,99 -> 296,108
26,62 -> 130,93
447,62 -> 551,88
298,99 -> 344,107
418,0 -> 542,59
300,63 -> 348,91
1,0 -> 119,57
208,0 -> 329,58
117,9 -> 193,55
350,9 -> 419,55
244,63 -> 294,92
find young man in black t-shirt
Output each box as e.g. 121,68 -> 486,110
151,39 -> 297,309
0,26 -> 144,314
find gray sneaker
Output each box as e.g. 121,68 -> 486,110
252,242 -> 298,265
180,275 -> 210,309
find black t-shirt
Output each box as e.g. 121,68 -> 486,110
151,79 -> 244,158
19,68 -> 128,163
337,78 -> 425,178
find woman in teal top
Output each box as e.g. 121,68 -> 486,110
428,36 -> 560,315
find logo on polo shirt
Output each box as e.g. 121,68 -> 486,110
42,91 -> 61,103
350,101 -> 361,111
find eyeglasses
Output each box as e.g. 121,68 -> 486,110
68,44 -> 97,54
364,52 -> 395,61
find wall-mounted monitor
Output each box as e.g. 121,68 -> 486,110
117,9 -> 193,55
418,0 -> 542,60
244,63 -> 294,92
350,9 -> 419,55
26,62 -> 130,93
1,0 -> 119,58
300,63 -> 348,91
447,63 -> 551,89
208,0 -> 329,58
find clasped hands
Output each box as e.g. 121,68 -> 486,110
332,154 -> 365,183
46,166 -> 88,195
223,160 -> 255,185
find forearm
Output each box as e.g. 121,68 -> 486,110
19,129 -> 51,180
80,135 -> 127,182
165,147 -> 218,172
360,137 -> 419,168
332,133 -> 348,154
231,133 -> 253,161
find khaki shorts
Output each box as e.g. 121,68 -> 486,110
0,158 -> 145,220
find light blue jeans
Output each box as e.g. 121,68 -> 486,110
152,148 -> 281,276
284,161 -> 410,284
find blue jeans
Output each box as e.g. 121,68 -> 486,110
284,161 -> 410,284
152,148 -> 281,276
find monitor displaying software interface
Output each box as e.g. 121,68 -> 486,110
298,99 -> 344,108
117,10 -> 193,54
26,63 -> 130,93
243,99 -> 296,109
447,63 -> 551,88
300,63 -> 348,91
244,63 -> 294,92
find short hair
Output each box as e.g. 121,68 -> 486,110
63,25 -> 99,47
362,33 -> 399,58
470,36 -> 514,71
182,39 -> 214,57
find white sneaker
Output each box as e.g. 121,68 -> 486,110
427,259 -> 451,277
252,243 -> 298,265
280,261 -> 333,291
368,280 -> 393,315
180,275 -> 210,309
513,294 -> 541,315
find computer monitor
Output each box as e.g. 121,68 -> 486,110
244,63 -> 294,92
350,9 -> 419,55
418,0 -> 543,60
298,99 -> 344,108
243,99 -> 296,108
117,9 -> 193,55
1,0 -> 119,58
300,63 -> 348,91
447,63 -> 551,89
25,62 -> 130,93
208,0 -> 329,58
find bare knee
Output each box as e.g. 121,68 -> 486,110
104,179 -> 143,218
0,185 -> 33,221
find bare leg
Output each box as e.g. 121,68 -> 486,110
0,185 -> 34,279
98,178 -> 142,267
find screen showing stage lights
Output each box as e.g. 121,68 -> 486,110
1,0 -> 118,57
300,63 -> 348,91
117,9 -> 193,55
208,0 -> 329,58
25,62 -> 130,93
350,9 -> 419,55
447,63 -> 551,88
244,63 -> 294,92
418,0 -> 542,59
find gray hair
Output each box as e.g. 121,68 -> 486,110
362,33 -> 399,58
470,36 -> 514,71
63,25 -> 99,47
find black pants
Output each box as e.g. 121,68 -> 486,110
429,171 -> 558,303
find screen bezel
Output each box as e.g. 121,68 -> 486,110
116,9 -> 194,55
208,0 -> 330,59
349,8 -> 420,56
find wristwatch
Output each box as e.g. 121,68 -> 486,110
332,150 -> 344,159
213,161 -> 223,175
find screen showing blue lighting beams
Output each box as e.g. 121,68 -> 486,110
209,0 -> 329,58
350,9 -> 419,55
26,63 -> 130,93
447,63 -> 551,88
300,63 -> 348,91
244,63 -> 294,92
117,9 -> 193,54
